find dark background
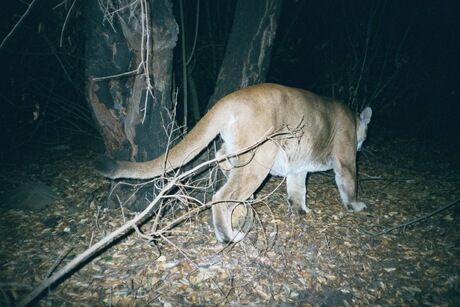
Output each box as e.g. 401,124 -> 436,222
1,0 -> 459,153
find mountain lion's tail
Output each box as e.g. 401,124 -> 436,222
94,100 -> 231,180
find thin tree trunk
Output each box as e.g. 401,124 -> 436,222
190,0 -> 281,198
207,0 -> 282,108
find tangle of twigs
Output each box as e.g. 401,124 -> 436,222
18,126 -> 298,306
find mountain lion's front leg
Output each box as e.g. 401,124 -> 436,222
333,158 -> 367,211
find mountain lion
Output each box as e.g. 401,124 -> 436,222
94,83 -> 372,243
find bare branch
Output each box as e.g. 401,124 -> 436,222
18,126 -> 294,306
0,0 -> 39,50
18,177 -> 178,307
59,0 -> 78,47
364,198 -> 460,236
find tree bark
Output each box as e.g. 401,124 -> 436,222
86,0 -> 178,210
189,0 -> 281,198
207,0 -> 282,108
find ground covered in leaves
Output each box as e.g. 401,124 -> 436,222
0,135 -> 459,306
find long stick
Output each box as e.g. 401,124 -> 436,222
365,198 -> 460,236
18,178 -> 177,307
19,127 -> 288,306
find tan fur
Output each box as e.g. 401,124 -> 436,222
94,83 -> 372,243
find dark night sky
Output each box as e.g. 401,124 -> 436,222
0,0 -> 459,150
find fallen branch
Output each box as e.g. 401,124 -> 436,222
19,127 -> 293,306
17,177 -> 178,307
364,198 -> 460,236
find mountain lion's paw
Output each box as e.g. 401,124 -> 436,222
231,231 -> 247,243
298,207 -> 312,216
349,202 -> 367,211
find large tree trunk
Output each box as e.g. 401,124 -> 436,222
207,0 -> 282,108
86,0 -> 179,211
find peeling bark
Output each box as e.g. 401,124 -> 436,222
85,0 -> 178,210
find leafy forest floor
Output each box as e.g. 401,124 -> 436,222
0,134 -> 459,306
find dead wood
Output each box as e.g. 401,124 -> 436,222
18,128 -> 290,306
364,198 -> 460,236
17,177 -> 179,307
2,135 -> 458,306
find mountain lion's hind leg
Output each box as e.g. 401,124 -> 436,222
211,143 -> 278,243
286,172 -> 310,214
216,143 -> 231,178
333,158 -> 367,211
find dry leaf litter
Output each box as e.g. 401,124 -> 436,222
0,137 -> 459,306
